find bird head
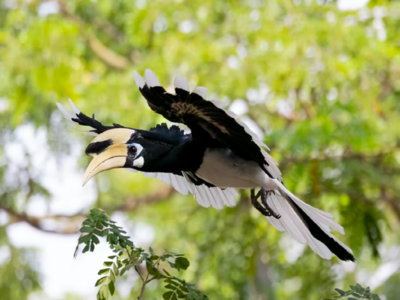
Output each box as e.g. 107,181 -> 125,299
82,128 -> 145,186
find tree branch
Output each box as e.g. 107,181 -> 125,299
1,187 -> 176,234
54,0 -> 133,70
88,37 -> 130,70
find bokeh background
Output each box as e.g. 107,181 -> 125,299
1,0 -> 400,299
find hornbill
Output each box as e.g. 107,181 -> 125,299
56,69 -> 355,262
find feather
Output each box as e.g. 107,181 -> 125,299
216,188 -> 231,207
208,187 -> 224,210
144,69 -> 161,87
192,86 -> 208,99
68,98 -> 80,115
266,179 -> 355,261
195,185 -> 211,207
174,76 -> 189,92
170,173 -> 189,195
182,172 -> 195,194
130,170 -> 236,209
177,175 -> 190,195
56,102 -> 75,121
133,71 -> 146,89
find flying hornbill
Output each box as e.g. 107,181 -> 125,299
57,69 -> 355,262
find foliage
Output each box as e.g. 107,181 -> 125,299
324,284 -> 381,300
76,208 -> 208,300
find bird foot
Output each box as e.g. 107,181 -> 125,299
250,189 -> 281,219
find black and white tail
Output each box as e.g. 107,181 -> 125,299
267,178 -> 355,262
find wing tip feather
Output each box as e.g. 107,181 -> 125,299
174,76 -> 189,92
192,86 -> 208,99
144,68 -> 161,87
56,102 -> 75,120
68,98 -> 80,115
133,70 -> 146,89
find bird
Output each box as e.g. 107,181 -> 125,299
56,69 -> 355,262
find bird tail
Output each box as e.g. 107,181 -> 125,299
266,179 -> 355,262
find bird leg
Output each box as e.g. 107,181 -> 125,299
250,189 -> 271,216
250,189 -> 281,219
260,190 -> 281,219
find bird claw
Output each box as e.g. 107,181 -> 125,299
250,189 -> 281,219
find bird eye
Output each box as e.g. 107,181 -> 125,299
127,143 -> 143,159
129,146 -> 137,155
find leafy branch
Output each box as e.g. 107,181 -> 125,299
75,208 -> 208,300
323,284 -> 381,300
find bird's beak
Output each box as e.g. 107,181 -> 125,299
82,144 -> 127,186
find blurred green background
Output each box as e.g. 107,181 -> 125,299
1,0 -> 400,299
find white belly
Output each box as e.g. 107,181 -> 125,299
196,148 -> 270,189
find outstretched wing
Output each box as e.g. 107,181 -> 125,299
133,69 -> 280,178
56,100 -> 237,209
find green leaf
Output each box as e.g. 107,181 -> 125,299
94,229 -> 107,237
175,257 -> 190,270
120,267 -> 127,276
90,208 -> 100,216
350,284 -> 364,294
350,292 -> 362,298
165,278 -> 180,286
165,284 -> 178,290
168,262 -> 176,269
78,234 -> 92,244
163,291 -> 178,300
108,280 -> 115,295
103,261 -> 113,267
95,276 -> 108,287
92,235 -> 100,245
109,270 -> 116,283
176,288 -> 186,298
82,243 -> 90,253
82,219 -> 95,226
146,261 -> 160,276
98,268 -> 110,275
100,221 -> 109,227
97,284 -> 109,300
117,259 -> 123,268
335,288 -> 347,296
100,229 -> 110,237
80,226 -> 95,233
108,234 -> 117,245
149,247 -> 155,256
113,263 -> 119,276
108,255 -> 117,259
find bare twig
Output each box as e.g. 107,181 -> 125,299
137,273 -> 149,300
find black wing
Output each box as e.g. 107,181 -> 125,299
133,69 -> 270,174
